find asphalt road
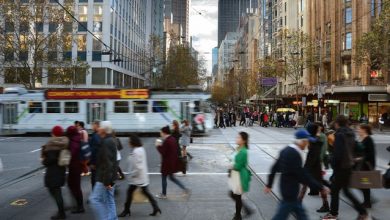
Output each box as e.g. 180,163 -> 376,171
0,127 -> 389,220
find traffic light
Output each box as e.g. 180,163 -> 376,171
319,98 -> 325,108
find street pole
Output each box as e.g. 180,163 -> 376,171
318,37 -> 322,121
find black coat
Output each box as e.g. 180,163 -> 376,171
95,135 -> 118,186
304,139 -> 323,182
361,136 -> 376,170
42,137 -> 69,188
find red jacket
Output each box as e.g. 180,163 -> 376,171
157,136 -> 180,175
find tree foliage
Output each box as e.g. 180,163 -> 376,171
0,1 -> 89,89
160,33 -> 205,89
356,0 -> 390,73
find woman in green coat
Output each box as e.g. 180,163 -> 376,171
229,132 -> 253,220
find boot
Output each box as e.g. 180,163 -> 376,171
232,214 -> 242,220
71,198 -> 85,214
118,209 -> 131,217
317,202 -> 330,213
51,212 -> 66,220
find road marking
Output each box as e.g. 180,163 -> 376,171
30,148 -> 41,153
10,199 -> 28,206
0,137 -> 18,141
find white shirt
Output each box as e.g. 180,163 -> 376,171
127,147 -> 149,186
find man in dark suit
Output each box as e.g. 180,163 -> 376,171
264,129 -> 328,220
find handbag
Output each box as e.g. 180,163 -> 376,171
350,159 -> 382,189
79,141 -> 91,161
58,149 -> 71,166
228,170 -> 243,195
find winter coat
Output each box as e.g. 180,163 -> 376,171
89,132 -> 101,166
157,135 -> 180,175
233,147 -> 251,192
42,136 -> 69,188
95,135 -> 118,186
361,136 -> 376,171
180,125 -> 192,146
304,138 -> 323,182
127,147 -> 149,186
67,127 -> 82,168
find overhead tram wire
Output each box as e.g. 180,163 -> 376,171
54,0 -> 147,63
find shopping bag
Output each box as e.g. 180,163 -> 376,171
228,170 -> 243,195
383,169 -> 390,189
132,188 -> 149,203
350,170 -> 383,189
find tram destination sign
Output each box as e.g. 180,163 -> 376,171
45,89 -> 149,100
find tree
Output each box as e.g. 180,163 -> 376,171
144,34 -> 165,88
0,1 -> 89,89
356,0 -> 390,79
279,29 -> 316,112
160,32 -> 204,89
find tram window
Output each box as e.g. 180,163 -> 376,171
29,102 -> 43,113
64,102 -> 79,113
114,101 -> 129,113
133,101 -> 148,113
46,102 -> 61,113
152,101 -> 168,113
193,101 -> 201,112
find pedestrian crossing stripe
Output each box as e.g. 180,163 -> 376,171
10,199 -> 28,206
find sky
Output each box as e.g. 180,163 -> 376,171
189,0 -> 218,76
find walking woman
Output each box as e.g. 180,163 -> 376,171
229,132 -> 252,220
358,124 -> 376,208
118,135 -> 161,217
66,126 -> 85,214
156,126 -> 190,199
42,126 -> 69,220
180,120 -> 193,159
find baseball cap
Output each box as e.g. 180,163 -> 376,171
295,129 -> 316,142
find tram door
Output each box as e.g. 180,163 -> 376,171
180,101 -> 190,121
87,102 -> 106,124
2,103 -> 17,129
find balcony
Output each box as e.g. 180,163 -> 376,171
341,50 -> 352,58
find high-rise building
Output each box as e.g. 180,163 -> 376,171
218,32 -> 239,82
164,0 -> 190,42
217,0 -> 258,47
147,0 -> 164,39
0,0 -> 150,89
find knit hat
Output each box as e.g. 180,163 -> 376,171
51,126 -> 64,137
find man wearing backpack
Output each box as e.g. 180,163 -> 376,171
322,116 -> 368,220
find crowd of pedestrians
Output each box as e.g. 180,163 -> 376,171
41,118 -> 193,220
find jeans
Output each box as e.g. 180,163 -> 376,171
162,174 -> 186,195
272,200 -> 308,220
89,182 -> 118,220
124,185 -> 159,211
48,187 -> 65,214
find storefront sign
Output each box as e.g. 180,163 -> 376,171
261,77 -> 278,86
368,94 -> 390,102
46,89 -> 150,100
325,100 -> 340,104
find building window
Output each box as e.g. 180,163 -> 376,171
64,102 -> 79,113
371,0 -> 376,16
133,101 -> 148,113
94,5 -> 103,32
114,101 -> 129,113
46,102 -> 61,113
92,68 -> 106,85
152,101 -> 168,113
345,32 -> 352,50
345,7 -> 352,24
29,102 -> 43,113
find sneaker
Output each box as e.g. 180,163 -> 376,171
322,213 -> 338,220
155,193 -> 167,199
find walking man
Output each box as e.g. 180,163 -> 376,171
264,129 -> 328,220
89,121 -> 118,220
322,116 -> 368,220
89,120 -> 101,188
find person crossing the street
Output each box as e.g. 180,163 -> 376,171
264,129 -> 328,220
